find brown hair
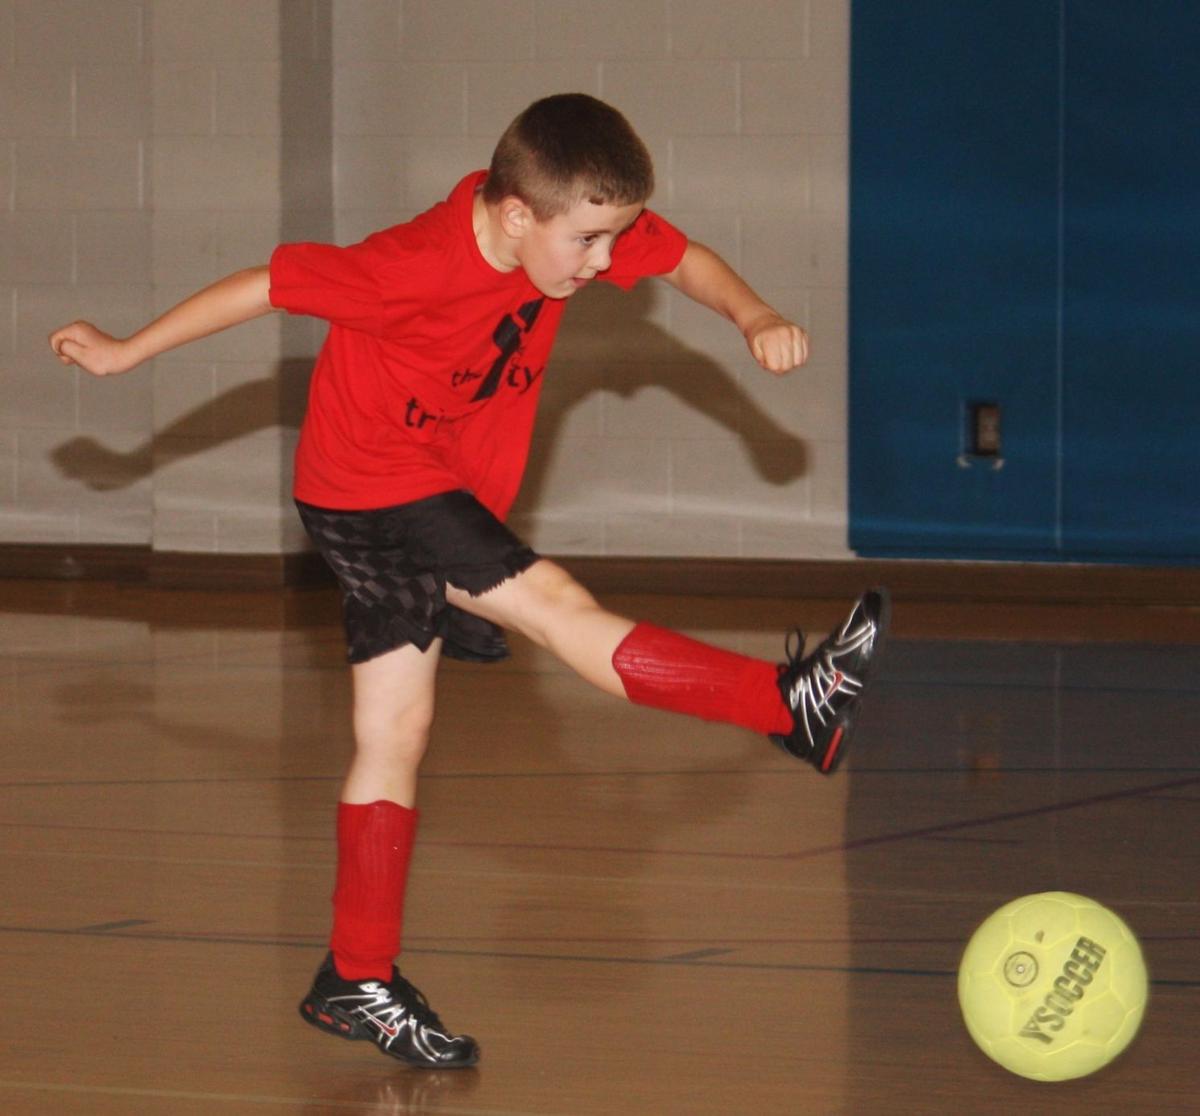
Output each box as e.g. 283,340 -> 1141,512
482,93 -> 655,219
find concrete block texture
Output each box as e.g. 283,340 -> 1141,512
332,0 -> 402,63
667,0 -> 810,60
76,65 -> 151,138
15,139 -> 144,211
0,287 -> 13,355
151,428 -> 294,550
0,66 -> 73,137
5,0 -> 852,560
403,0 -> 537,61
152,136 -> 281,212
598,61 -> 737,138
0,427 -> 17,505
13,0 -> 144,65
0,144 -> 12,210
0,2 -> 13,68
1,354 -> 77,429
605,511 -> 741,558
741,58 -> 848,136
152,63 -> 216,137
75,212 -> 154,286
534,0 -> 669,60
335,61 -> 466,137
13,426 -> 152,539
0,213 -> 74,284
670,135 -> 810,212
150,0 -> 280,62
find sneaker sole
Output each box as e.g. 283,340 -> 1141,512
300,994 -> 364,1041
819,717 -> 850,774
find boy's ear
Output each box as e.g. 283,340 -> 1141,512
498,196 -> 534,239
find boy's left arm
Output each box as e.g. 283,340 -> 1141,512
661,241 -> 809,374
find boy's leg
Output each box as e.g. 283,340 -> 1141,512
445,559 -> 888,773
343,639 -> 442,808
300,639 -> 479,1067
450,560 -> 634,697
331,640 -> 441,980
443,560 -> 785,727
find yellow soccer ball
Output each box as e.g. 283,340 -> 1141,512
958,891 -> 1148,1081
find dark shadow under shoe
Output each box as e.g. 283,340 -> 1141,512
771,587 -> 891,774
299,953 -> 480,1068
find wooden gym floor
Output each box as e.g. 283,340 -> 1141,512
0,572 -> 1197,1114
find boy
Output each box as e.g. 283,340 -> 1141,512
50,94 -> 888,1068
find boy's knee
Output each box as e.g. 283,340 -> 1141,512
524,560 -> 598,613
447,559 -> 602,646
353,678 -> 435,748
476,560 -> 599,644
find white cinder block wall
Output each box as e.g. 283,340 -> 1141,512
2,0 -> 154,545
1,0 -> 852,561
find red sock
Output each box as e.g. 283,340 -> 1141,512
330,800 -> 418,982
612,623 -> 792,736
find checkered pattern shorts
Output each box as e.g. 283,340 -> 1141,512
296,490 -> 539,664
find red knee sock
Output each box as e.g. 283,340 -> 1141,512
330,800 -> 418,982
612,622 -> 792,736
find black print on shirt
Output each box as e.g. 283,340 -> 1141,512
470,298 -> 544,402
405,298 -> 546,429
506,363 -> 543,394
405,397 -> 438,429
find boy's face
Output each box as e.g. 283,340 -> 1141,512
512,197 -> 644,300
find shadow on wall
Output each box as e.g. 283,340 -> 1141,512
518,280 -> 808,515
50,360 -> 313,492
50,285 -> 807,499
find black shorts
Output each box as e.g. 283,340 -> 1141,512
296,490 -> 539,665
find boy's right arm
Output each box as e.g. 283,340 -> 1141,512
49,266 -> 276,377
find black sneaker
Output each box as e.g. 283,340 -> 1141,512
770,587 -> 890,774
299,953 -> 480,1068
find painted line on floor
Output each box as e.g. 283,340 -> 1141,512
0,922 -> 1194,987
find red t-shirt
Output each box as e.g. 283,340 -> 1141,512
269,171 -> 688,517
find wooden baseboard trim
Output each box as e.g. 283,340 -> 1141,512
145,548 -> 333,590
0,542 -> 1195,606
0,543 -> 153,584
0,543 -> 334,590
559,556 -> 1200,606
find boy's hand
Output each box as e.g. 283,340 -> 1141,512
745,313 -> 809,374
49,321 -> 134,376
